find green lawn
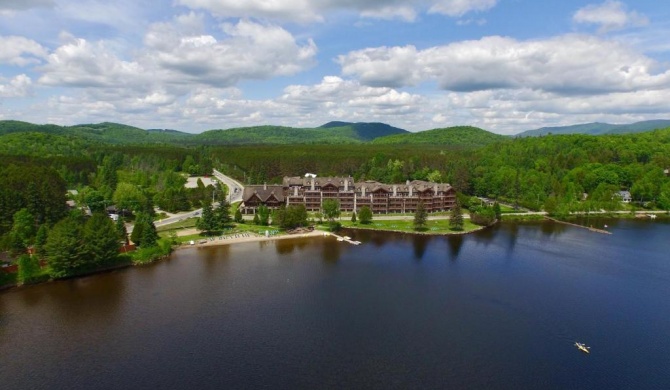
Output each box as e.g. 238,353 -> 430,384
339,218 -> 483,234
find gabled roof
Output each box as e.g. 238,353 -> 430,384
243,185 -> 285,203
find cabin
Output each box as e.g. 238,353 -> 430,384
617,191 -> 632,203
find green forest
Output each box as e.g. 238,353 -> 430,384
1,119 -> 670,287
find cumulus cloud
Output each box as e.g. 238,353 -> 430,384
38,37 -> 143,88
175,0 -> 499,22
0,36 -> 48,66
573,1 -> 648,33
144,18 -> 317,87
0,74 -> 32,97
338,34 -> 670,95
36,17 -> 316,92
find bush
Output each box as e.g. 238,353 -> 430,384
470,206 -> 497,226
131,239 -> 173,265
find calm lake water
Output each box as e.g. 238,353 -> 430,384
1,220 -> 669,389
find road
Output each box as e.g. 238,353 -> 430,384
138,170 -> 245,231
213,169 -> 245,203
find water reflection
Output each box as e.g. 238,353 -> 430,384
49,273 -> 126,326
447,234 -> 464,260
322,238 -> 341,264
412,235 -> 431,261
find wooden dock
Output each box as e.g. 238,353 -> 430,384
544,216 -> 612,235
325,232 -> 362,245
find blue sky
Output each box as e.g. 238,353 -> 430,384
1,0 -> 669,134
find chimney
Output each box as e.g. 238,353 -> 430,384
409,186 -> 413,197
294,186 -> 298,196
264,183 -> 267,190
406,180 -> 410,185
434,184 -> 438,195
362,186 -> 366,197
393,185 -> 397,197
344,179 -> 349,191
311,178 -> 315,191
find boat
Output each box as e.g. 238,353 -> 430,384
575,342 -> 590,354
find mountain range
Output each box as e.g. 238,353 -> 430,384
2,119 -> 669,149
516,120 -> 670,137
0,120 -> 501,148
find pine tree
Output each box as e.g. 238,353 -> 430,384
253,213 -> 260,225
351,212 -> 357,223
34,224 -> 49,259
413,201 -> 428,231
449,201 -> 464,231
214,200 -> 231,229
234,208 -> 244,223
46,216 -> 86,278
84,213 -> 120,266
196,199 -> 216,234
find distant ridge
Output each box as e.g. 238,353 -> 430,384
319,121 -> 408,141
517,119 -> 670,137
371,126 -> 507,148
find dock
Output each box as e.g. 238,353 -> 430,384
544,217 -> 612,235
325,232 -> 361,245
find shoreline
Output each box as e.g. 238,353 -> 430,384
174,230 -> 328,250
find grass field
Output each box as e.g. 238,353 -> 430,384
339,218 -> 483,234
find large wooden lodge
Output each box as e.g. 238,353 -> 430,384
240,176 -> 457,214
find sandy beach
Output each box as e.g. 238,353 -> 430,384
174,229 -> 329,250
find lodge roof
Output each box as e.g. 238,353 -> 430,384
242,185 -> 285,203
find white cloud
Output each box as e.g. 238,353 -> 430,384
175,0 -> 499,22
38,37 -> 143,88
338,34 -> 670,95
0,74 -> 32,97
0,36 -> 48,66
429,0 -> 497,17
143,18 -> 317,87
573,1 -> 648,33
35,16 -> 316,92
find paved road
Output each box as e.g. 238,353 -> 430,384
213,169 -> 245,203
139,171 -> 245,231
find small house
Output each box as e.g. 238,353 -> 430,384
617,191 -> 632,203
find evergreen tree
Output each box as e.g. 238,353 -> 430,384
358,206 -> 373,224
234,208 -> 244,223
34,224 -> 49,259
214,200 -> 232,229
46,216 -> 86,278
83,213 -> 120,266
351,212 -> 357,223
140,218 -> 159,248
253,213 -> 260,225
413,201 -> 428,231
449,201 -> 464,231
196,199 -> 216,234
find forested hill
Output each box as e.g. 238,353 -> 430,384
517,119 -> 670,137
371,126 -> 507,147
0,121 -> 190,144
319,121 -> 408,141
0,120 -> 407,145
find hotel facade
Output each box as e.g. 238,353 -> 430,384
240,176 -> 457,215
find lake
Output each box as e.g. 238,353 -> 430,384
1,220 -> 669,389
